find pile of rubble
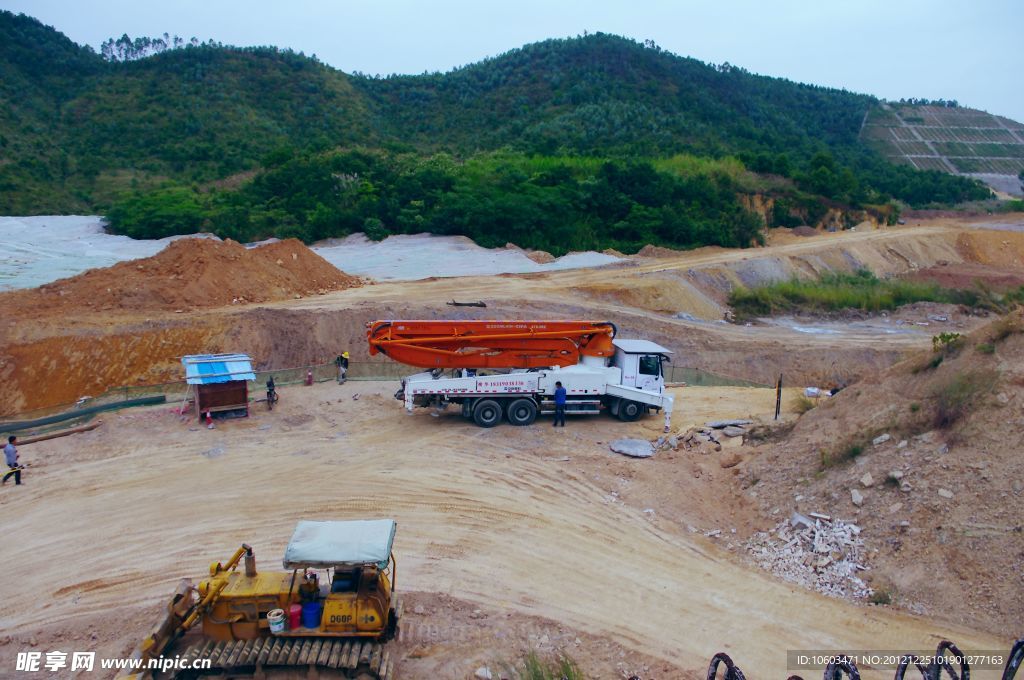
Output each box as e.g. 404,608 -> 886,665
676,419 -> 752,452
745,512 -> 872,600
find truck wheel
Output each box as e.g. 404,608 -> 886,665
473,399 -> 503,428
506,398 -> 537,426
617,399 -> 643,422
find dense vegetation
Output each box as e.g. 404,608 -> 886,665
0,11 -> 996,250
728,269 -> 986,318
106,150 -> 765,254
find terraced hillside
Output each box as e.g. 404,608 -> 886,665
862,103 -> 1024,196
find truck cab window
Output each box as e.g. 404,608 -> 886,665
638,355 -> 660,376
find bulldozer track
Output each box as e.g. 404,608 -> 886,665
175,637 -> 395,679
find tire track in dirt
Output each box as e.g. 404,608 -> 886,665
4,385 -> 1006,680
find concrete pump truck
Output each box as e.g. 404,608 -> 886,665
366,320 -> 675,431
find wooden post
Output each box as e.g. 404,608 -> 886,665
774,374 -> 783,420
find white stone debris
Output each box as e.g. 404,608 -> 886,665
745,515 -> 872,600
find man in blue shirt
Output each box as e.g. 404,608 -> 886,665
553,381 -> 567,427
3,435 -> 22,486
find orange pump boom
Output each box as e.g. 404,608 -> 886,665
366,320 -> 617,369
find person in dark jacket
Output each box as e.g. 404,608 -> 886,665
553,381 -> 567,427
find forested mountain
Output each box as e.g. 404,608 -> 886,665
355,35 -> 869,158
0,11 -> 103,208
0,11 -> 997,252
1,11 -> 375,211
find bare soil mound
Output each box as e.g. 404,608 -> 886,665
0,237 -> 359,317
955,231 -> 1024,268
735,310 -> 1024,636
636,243 -> 684,257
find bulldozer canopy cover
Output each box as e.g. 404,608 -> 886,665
283,519 -> 396,570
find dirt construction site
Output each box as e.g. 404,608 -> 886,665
1,214 -> 1023,679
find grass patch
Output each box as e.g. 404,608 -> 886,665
728,269 -> 984,319
931,369 -> 997,429
931,332 -> 963,354
505,652 -> 584,680
911,332 -> 967,373
976,342 -> 995,355
869,588 -> 894,605
989,312 -> 1023,343
821,441 -> 865,469
791,394 -> 817,415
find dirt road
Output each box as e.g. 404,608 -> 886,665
0,383 -> 1008,679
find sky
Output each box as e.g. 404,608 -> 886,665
4,0 -> 1023,123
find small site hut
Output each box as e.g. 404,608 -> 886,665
182,353 -> 256,420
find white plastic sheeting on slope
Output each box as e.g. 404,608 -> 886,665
0,216 -> 621,290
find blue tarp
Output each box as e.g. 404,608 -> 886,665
182,354 -> 256,385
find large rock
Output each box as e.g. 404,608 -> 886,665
722,426 -> 746,437
610,439 -> 655,458
860,473 -> 874,488
790,512 -> 814,530
872,433 -> 891,446
850,489 -> 864,506
719,435 -> 743,450
719,451 -> 742,468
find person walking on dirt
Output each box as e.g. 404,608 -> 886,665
335,352 -> 350,384
553,381 -> 567,427
3,435 -> 22,485
266,376 -> 278,410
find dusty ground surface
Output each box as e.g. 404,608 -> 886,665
0,383 -> 1010,680
2,215 -> 1023,680
5,217 -> 1024,415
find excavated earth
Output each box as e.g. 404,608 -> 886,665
736,312 -> 1024,640
5,218 -> 1024,415
1,215 -> 1023,680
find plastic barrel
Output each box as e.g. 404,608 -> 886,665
267,608 -> 285,633
301,601 -> 323,628
288,604 -> 302,629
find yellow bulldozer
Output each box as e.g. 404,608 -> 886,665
121,519 -> 401,679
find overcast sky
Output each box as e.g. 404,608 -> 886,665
4,0 -> 1023,122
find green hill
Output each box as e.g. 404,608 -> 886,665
64,47 -> 375,177
0,11 -> 999,249
354,34 -> 870,158
0,11 -> 103,210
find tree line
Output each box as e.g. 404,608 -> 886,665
106,150 -> 766,254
